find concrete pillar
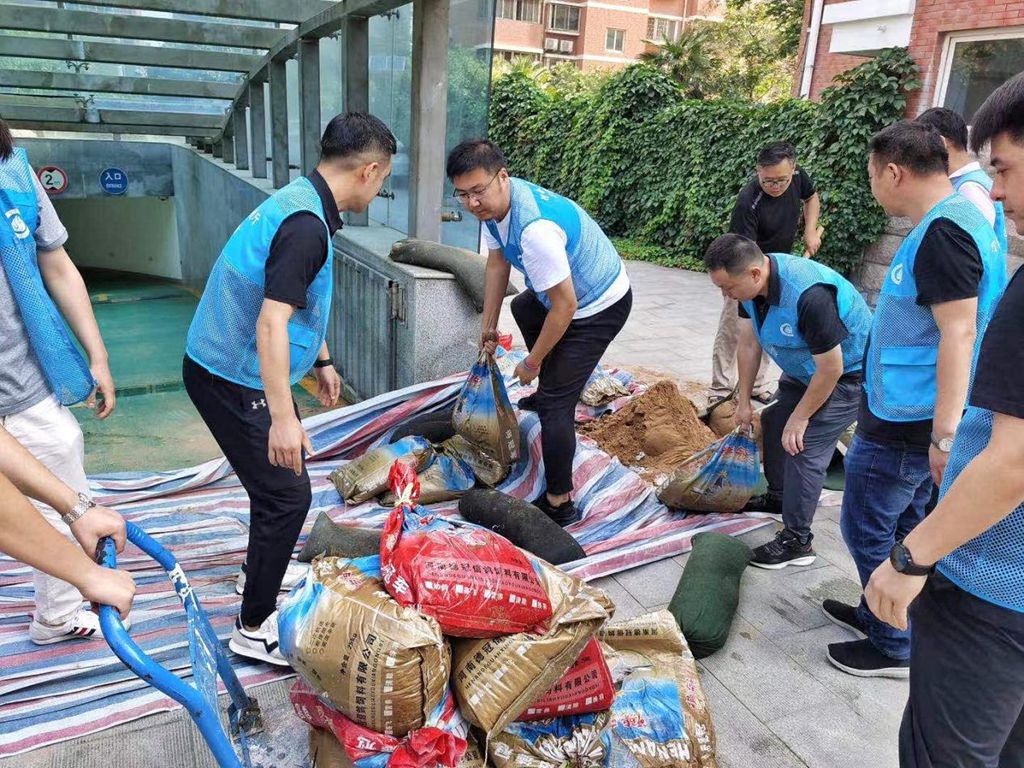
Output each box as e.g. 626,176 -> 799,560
343,17 -> 370,226
270,58 -> 289,189
213,138 -> 223,159
409,0 -> 450,242
222,118 -> 235,164
249,79 -> 267,179
233,103 -> 249,171
299,38 -> 321,176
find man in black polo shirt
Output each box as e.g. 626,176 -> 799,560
863,73 -> 1024,764
709,141 -> 823,408
183,113 -> 396,666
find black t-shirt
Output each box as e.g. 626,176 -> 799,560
739,257 -> 858,383
263,170 -> 343,309
969,266 -> 1024,419
857,218 -> 984,449
729,168 -> 816,254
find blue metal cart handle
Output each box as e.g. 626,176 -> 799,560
98,521 -> 262,768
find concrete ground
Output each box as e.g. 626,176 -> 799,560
5,262 -> 900,768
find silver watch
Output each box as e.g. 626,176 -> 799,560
61,492 -> 95,526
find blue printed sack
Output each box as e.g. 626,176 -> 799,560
452,351 -> 520,468
656,428 -> 760,513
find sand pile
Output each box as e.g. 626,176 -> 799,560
580,380 -> 717,478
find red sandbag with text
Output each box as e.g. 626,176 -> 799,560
516,637 -> 615,721
380,461 -> 553,638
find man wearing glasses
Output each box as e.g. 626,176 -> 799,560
710,141 -> 822,409
446,139 -> 632,527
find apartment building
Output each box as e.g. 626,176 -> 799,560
492,0 -> 725,70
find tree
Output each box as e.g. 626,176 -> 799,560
638,23 -> 717,99
729,0 -> 805,58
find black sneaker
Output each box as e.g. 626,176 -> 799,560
533,493 -> 581,527
517,394 -> 539,412
749,529 -> 816,570
822,599 -> 867,637
742,493 -> 783,516
827,639 -> 909,679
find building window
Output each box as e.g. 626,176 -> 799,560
495,50 -> 542,63
936,31 -> 1024,123
606,28 -> 625,52
497,0 -> 541,22
647,17 -> 681,43
548,4 -> 580,33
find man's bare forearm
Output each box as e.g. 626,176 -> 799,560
256,314 -> 296,420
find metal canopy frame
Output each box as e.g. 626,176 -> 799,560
0,0 -> 455,240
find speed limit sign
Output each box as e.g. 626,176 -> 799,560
37,166 -> 68,195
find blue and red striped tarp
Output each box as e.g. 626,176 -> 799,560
0,361 -> 769,756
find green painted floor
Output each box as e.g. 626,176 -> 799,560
74,271 -> 333,475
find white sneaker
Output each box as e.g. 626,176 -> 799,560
228,611 -> 290,667
235,561 -> 310,596
30,607 -> 133,646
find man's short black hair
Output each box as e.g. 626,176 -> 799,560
756,141 -> 796,167
446,139 -> 507,179
916,107 -> 969,152
320,112 -> 397,163
869,120 -> 949,176
970,72 -> 1024,153
0,117 -> 12,162
703,234 -> 765,275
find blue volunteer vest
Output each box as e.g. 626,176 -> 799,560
741,253 -> 871,385
0,148 -> 94,405
485,178 -> 623,310
864,194 -> 1005,422
952,167 -> 1008,259
186,176 -> 333,389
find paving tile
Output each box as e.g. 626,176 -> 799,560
590,575 -> 646,620
766,696 -> 899,768
612,557 -> 683,608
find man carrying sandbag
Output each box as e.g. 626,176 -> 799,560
446,140 -> 632,526
183,113 -> 396,665
704,234 -> 869,570
829,121 -> 1005,679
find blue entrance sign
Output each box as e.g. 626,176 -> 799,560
99,167 -> 129,195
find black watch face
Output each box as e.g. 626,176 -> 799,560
892,545 -> 911,572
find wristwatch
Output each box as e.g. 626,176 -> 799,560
890,541 -> 934,576
61,492 -> 95,527
930,433 -> 954,453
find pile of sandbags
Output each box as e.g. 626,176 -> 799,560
281,463 -> 629,767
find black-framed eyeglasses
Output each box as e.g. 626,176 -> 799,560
452,171 -> 500,206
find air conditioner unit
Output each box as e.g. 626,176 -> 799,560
544,37 -> 559,51
558,39 -> 573,53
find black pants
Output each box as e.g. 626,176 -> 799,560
511,287 -> 632,496
761,373 -> 861,541
900,572 -> 1024,768
182,356 -> 311,628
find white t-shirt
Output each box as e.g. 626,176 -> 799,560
483,211 -> 629,319
950,162 -> 997,228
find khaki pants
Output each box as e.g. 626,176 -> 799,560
710,297 -> 771,399
1,395 -> 89,631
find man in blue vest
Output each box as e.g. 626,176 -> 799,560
0,118 -> 124,645
703,234 -> 870,569
184,113 -> 396,666
826,121 -> 1005,679
863,73 -> 1024,764
446,140 -> 632,526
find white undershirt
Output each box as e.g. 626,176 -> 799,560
483,211 -> 630,319
950,161 -> 997,227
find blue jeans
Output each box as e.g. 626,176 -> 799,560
840,435 -> 933,660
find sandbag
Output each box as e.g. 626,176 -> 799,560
389,407 -> 457,445
517,637 -> 614,721
278,555 -> 450,738
390,238 -> 517,312
330,436 -> 435,504
667,532 -> 752,659
452,352 -> 521,468
656,429 -> 760,513
381,462 -> 552,638
292,680 -> 468,768
458,489 -> 586,566
450,559 -> 614,742
706,398 -> 763,452
441,434 -> 509,486
297,512 -> 381,563
381,453 -> 476,506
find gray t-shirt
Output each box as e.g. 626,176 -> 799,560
0,173 -> 70,416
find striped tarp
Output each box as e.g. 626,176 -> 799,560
0,362 -> 769,756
